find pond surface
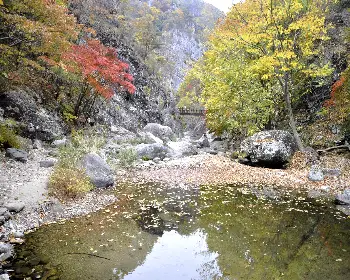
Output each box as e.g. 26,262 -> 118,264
10,184 -> 350,280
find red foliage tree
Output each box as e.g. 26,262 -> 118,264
63,39 -> 136,99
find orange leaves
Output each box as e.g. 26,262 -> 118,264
324,76 -> 346,107
63,39 -> 136,99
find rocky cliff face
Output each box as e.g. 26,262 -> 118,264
67,0 -> 222,132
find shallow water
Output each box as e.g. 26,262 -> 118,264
10,184 -> 350,279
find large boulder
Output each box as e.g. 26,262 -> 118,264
5,148 -> 28,163
240,130 -> 298,168
135,143 -> 171,160
0,90 -> 65,141
143,123 -> 174,141
168,141 -> 198,158
79,153 -> 114,188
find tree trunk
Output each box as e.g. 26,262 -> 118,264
283,73 -> 304,151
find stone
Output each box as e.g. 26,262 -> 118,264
240,130 -> 298,168
135,143 -> 171,160
39,158 -> 58,168
143,123 -> 174,141
168,141 -> 198,158
308,165 -> 324,181
5,202 -> 25,213
32,139 -> 42,149
0,243 -> 13,262
51,138 -> 67,147
197,134 -> 210,148
335,189 -> 350,205
320,185 -> 331,192
322,168 -> 341,177
12,231 -> 24,238
0,208 -> 7,216
0,274 -> 10,280
79,153 -> 114,188
0,90 -> 65,141
5,148 -> 28,163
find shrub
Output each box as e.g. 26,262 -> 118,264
49,128 -> 106,198
49,166 -> 93,198
118,148 -> 138,167
0,124 -> 20,149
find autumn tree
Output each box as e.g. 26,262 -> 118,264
0,0 -> 81,90
182,0 -> 333,150
62,39 -> 135,117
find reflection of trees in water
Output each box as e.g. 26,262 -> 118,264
197,185 -> 350,279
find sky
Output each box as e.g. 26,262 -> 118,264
203,0 -> 240,13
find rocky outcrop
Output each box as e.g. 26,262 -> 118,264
240,130 -> 298,168
79,153 -> 114,188
0,90 -> 65,141
143,123 -> 174,142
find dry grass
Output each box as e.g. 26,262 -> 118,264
49,166 -> 93,199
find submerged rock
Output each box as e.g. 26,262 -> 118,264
5,148 -> 28,163
79,153 -> 114,188
240,130 -> 298,168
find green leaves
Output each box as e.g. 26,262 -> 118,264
179,0 -> 333,138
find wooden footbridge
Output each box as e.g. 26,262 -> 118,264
178,107 -> 205,116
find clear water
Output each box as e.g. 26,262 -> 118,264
11,184 -> 350,279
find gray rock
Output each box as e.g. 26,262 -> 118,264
80,153 -> 114,188
0,243 -> 13,262
5,202 -> 25,213
336,205 -> 350,216
240,130 -> 298,168
51,138 -> 67,147
153,157 -> 161,163
140,132 -> 164,145
40,158 -> 58,168
0,208 -> 7,216
197,134 -> 210,148
335,189 -> 350,205
32,139 -> 42,149
135,143 -> 171,160
308,165 -> 324,181
0,274 -> 10,280
322,168 -> 341,177
168,141 -> 198,158
0,216 -> 5,225
5,148 -> 28,163
12,231 -> 24,238
0,90 -> 65,141
143,123 -> 174,141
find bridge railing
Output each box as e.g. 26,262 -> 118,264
178,107 -> 206,116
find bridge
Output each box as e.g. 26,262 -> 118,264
178,107 -> 206,116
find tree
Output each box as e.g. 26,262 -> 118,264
182,0 -> 333,150
62,39 -> 135,116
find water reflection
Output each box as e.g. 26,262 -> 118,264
10,183 -> 350,280
121,230 -> 222,280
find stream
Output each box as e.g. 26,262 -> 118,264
9,183 -> 350,279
